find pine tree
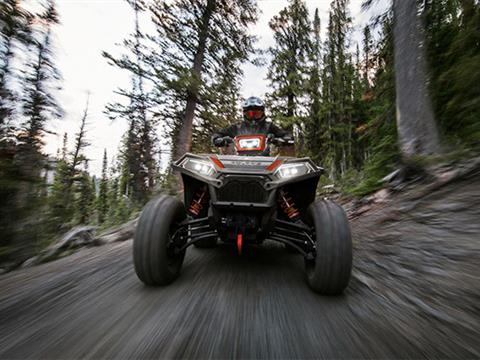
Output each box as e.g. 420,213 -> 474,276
362,24 -> 373,88
319,0 -> 354,179
67,96 -> 90,189
0,0 -> 33,131
16,0 -> 62,182
48,154 -> 71,228
266,0 -> 312,130
353,12 -> 400,194
424,0 -> 480,146
97,149 -> 109,224
61,132 -> 68,160
104,0 -> 157,204
75,161 -> 95,224
305,8 -> 322,160
48,96 -> 90,227
107,176 -> 119,224
193,50 -> 242,154
149,0 -> 258,162
1,0 -> 62,262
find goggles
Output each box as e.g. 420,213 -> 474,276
244,108 -> 264,120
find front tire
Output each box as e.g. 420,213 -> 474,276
133,195 -> 186,286
305,199 -> 352,295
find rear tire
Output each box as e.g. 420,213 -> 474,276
133,195 -> 186,286
193,237 -> 217,248
305,199 -> 352,295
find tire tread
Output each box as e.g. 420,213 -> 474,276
306,199 -> 352,294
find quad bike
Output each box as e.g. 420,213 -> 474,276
133,134 -> 352,294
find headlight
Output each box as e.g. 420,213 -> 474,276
238,137 -> 261,149
182,158 -> 216,176
275,162 -> 312,179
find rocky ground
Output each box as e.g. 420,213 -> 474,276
0,163 -> 479,358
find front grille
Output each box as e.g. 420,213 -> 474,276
216,179 -> 267,203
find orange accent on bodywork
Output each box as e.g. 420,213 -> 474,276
237,233 -> 243,255
266,158 -> 283,171
210,155 -> 225,169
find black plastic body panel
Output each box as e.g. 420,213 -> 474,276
173,153 -> 322,244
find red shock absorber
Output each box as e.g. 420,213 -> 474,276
278,189 -> 300,220
188,186 -> 208,217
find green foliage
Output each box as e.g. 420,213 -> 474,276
106,177 -> 119,223
97,149 -> 109,224
18,0 -> 62,157
46,96 -> 94,231
350,13 -> 400,195
350,0 -> 479,195
0,0 -> 62,265
424,0 -> 480,147
193,51 -> 241,154
74,168 -> 95,224
2,0 -> 479,267
48,158 -> 73,226
148,0 -> 258,160
103,1 -> 157,204
302,0 -> 360,180
304,8 -> 322,158
267,0 -> 312,129
0,0 -> 33,128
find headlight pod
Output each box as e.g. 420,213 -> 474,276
182,158 -> 216,177
238,137 -> 261,149
274,162 -> 313,179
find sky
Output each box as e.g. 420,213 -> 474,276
44,0 -> 373,176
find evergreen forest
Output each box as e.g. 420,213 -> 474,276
1,0 -> 479,266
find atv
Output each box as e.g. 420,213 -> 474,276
133,134 -> 352,294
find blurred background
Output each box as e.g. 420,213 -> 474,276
0,0 -> 479,358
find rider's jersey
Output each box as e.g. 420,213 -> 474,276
211,119 -> 292,156
211,119 -> 290,143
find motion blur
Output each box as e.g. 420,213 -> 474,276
0,0 -> 479,358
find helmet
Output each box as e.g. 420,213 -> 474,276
243,96 -> 264,109
243,96 -> 265,122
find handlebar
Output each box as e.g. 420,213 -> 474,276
214,134 -> 294,148
267,135 -> 294,146
223,136 -> 234,144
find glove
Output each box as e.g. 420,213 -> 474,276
213,137 -> 226,147
213,136 -> 233,147
283,135 -> 295,145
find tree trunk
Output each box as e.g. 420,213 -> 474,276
0,38 -> 13,128
393,0 -> 440,158
173,0 -> 215,162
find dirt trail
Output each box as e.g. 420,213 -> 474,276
0,173 -> 479,359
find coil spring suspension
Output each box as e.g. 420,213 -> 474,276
188,186 -> 208,217
278,189 -> 300,221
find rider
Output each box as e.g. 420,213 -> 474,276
211,96 -> 292,154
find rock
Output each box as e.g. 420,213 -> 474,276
372,188 -> 390,203
381,169 -> 401,184
34,226 -> 98,264
20,256 -> 42,268
95,218 -> 138,244
13,221 -> 138,270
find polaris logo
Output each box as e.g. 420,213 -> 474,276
222,160 -> 266,166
